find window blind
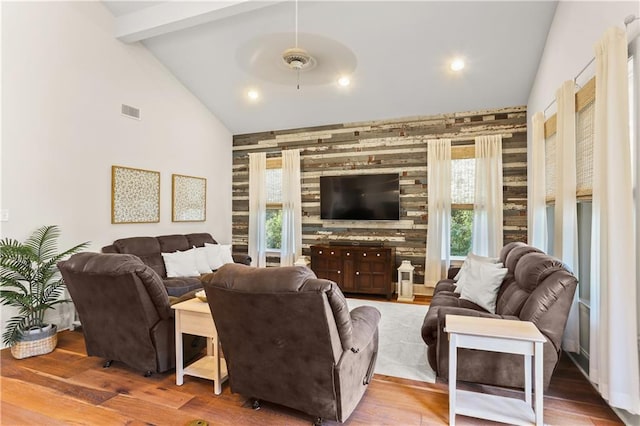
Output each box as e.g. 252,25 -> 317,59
451,158 -> 475,205
576,100 -> 595,198
265,168 -> 282,204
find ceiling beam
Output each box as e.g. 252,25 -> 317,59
114,1 -> 282,43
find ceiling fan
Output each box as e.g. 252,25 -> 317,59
235,0 -> 357,89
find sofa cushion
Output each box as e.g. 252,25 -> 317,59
186,233 -> 216,247
157,234 -> 191,253
113,237 -> 166,278
209,263 -> 316,292
499,241 -> 527,264
514,252 -> 565,292
495,274 -> 527,316
505,245 -> 543,274
163,277 -> 203,297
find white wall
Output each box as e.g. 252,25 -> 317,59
1,2 -> 233,336
527,2 -> 640,423
528,1 -> 639,119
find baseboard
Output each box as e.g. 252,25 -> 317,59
393,282 -> 433,297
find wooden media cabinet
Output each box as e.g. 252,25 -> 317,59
310,244 -> 396,299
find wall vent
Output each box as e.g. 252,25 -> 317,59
121,104 -> 141,120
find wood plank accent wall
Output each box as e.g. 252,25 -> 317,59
232,105 -> 528,284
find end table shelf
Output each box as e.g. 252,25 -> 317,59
184,354 -> 228,382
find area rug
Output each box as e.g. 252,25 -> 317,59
347,298 -> 435,383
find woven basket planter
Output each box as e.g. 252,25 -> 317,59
10,324 -> 58,359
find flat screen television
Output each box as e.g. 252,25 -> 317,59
320,173 -> 400,220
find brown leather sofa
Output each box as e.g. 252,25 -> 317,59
58,252 -> 204,375
201,264 -> 381,424
102,233 -> 251,297
421,242 -> 578,389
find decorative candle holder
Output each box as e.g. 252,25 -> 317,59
397,260 -> 415,302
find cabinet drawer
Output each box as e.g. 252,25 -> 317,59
359,250 -> 388,260
311,246 -> 341,257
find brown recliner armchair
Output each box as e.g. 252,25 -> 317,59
201,264 -> 381,424
58,252 -> 204,375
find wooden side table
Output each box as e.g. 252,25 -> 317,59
445,314 -> 546,426
171,298 -> 228,395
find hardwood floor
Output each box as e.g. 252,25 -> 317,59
1,326 -> 621,425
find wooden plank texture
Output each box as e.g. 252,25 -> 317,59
232,106 -> 528,284
0,325 -> 623,426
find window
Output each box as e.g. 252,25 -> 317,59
450,156 -> 475,256
265,161 -> 282,251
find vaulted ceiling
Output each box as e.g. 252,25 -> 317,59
102,1 -> 557,135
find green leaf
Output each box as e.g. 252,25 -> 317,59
0,225 -> 89,344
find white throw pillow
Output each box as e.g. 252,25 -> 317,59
455,256 -> 505,294
219,244 -> 234,265
192,246 -> 213,274
453,252 -> 501,289
204,243 -> 224,270
161,249 -> 200,278
458,261 -> 508,313
468,252 -> 501,264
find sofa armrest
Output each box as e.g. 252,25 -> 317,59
349,306 -> 381,352
169,288 -> 201,306
232,253 -> 251,266
435,307 -> 518,349
436,306 -> 506,322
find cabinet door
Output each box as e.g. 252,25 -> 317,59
354,249 -> 390,295
341,250 -> 355,291
310,247 -> 344,287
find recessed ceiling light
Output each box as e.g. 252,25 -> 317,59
247,89 -> 259,100
450,58 -> 465,72
337,76 -> 351,87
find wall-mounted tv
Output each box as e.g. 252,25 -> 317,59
320,173 -> 400,221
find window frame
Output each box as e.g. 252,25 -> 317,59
450,146 -> 475,258
265,157 -> 283,254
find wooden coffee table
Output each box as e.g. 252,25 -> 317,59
445,314 -> 546,426
172,298 -> 228,395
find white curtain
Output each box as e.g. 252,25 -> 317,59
248,152 -> 267,267
554,80 -> 580,353
529,112 -> 548,250
425,139 -> 451,287
280,149 -> 302,266
471,135 -> 503,257
589,27 -> 640,414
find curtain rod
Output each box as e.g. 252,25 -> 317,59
543,15 -> 639,116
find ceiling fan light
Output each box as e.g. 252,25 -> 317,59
247,89 -> 259,100
338,76 -> 351,87
282,47 -> 312,70
450,58 -> 465,72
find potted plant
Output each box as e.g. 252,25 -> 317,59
0,225 -> 88,358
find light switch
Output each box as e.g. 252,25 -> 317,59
0,209 -> 9,222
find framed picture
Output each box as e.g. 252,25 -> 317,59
172,174 -> 206,222
111,165 -> 161,224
